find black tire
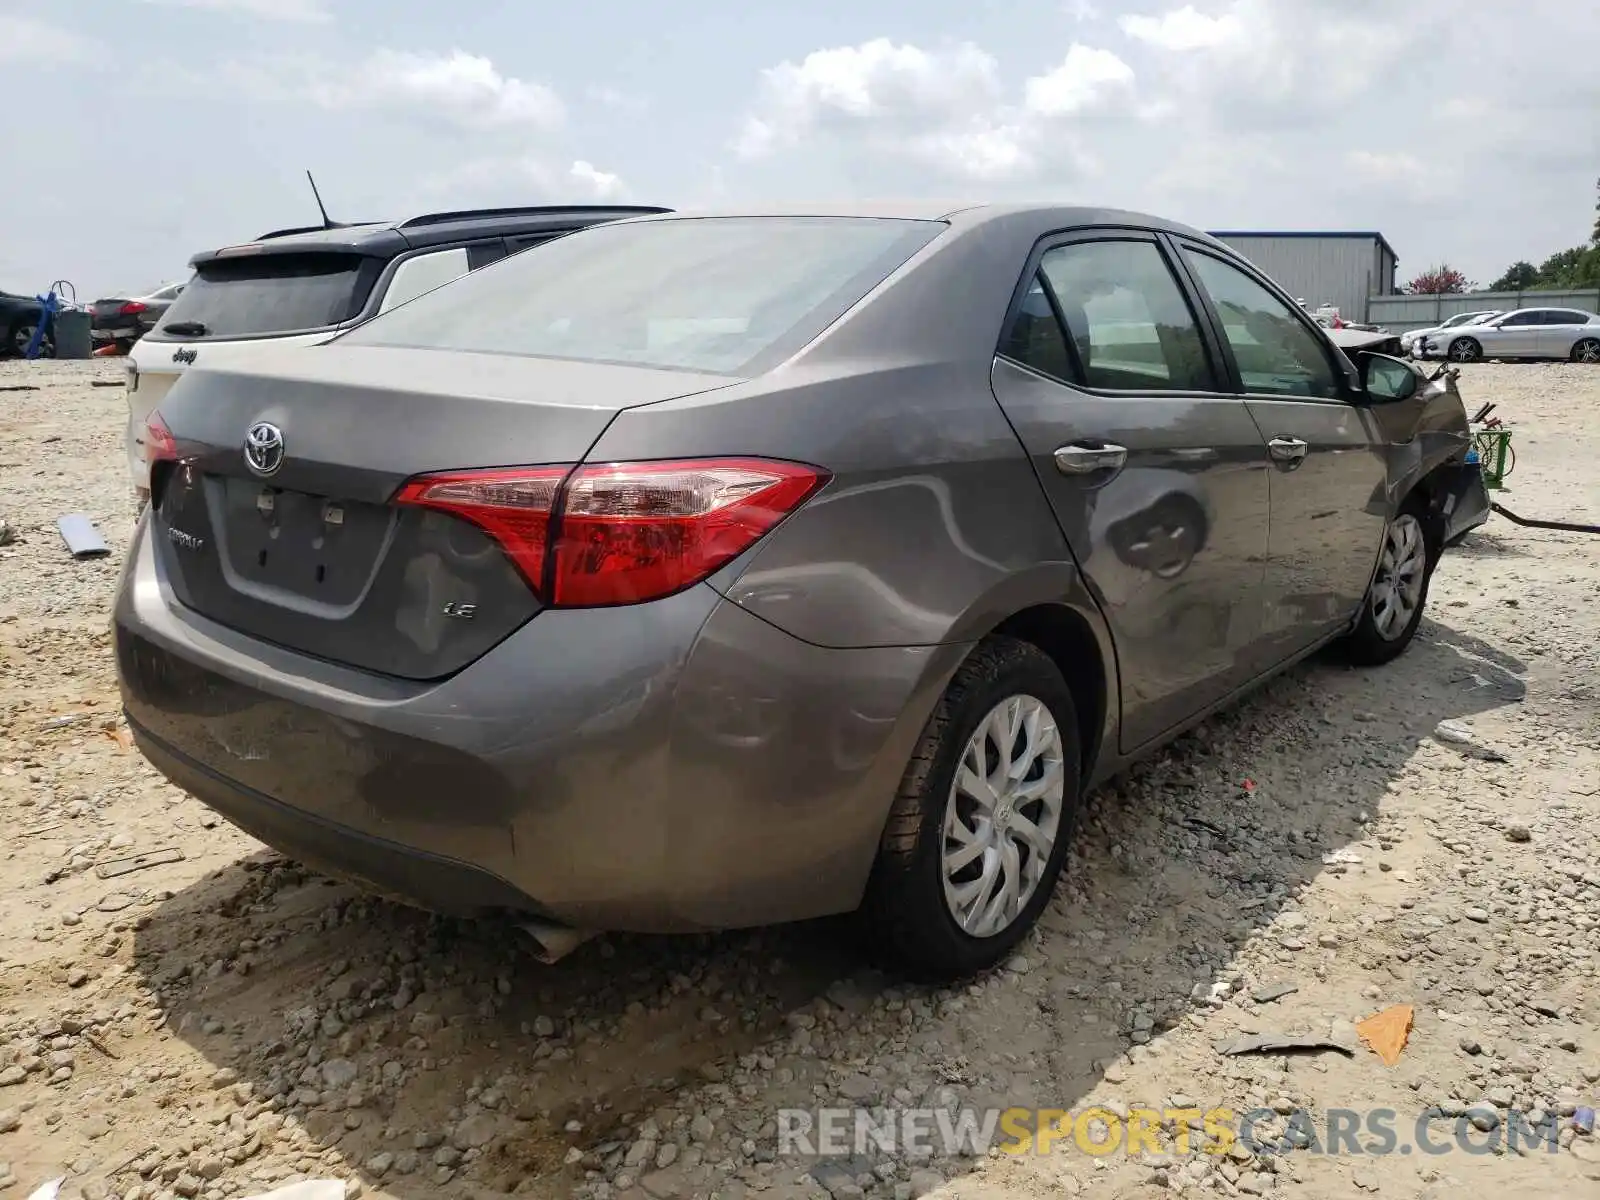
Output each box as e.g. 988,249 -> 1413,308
1571,337 -> 1600,365
860,636 -> 1083,980
9,319 -> 53,359
1339,494 -> 1441,666
1447,336 -> 1481,364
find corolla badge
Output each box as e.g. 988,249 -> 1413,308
166,526 -> 205,552
244,421 -> 285,477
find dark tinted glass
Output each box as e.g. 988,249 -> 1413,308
999,274 -> 1077,383
157,253 -> 366,338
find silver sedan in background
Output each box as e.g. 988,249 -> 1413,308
1400,310 -> 1500,357
1417,307 -> 1600,363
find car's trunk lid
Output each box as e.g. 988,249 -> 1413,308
149,345 -> 737,679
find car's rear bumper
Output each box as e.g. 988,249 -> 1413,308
127,717 -> 542,914
114,517 -> 959,933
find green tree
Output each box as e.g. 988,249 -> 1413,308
1490,261 -> 1539,291
1536,245 -> 1600,289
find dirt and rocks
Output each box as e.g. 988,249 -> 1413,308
1,356 -> 1598,1200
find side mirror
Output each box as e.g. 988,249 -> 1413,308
1359,353 -> 1420,404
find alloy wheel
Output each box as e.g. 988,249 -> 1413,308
1449,338 -> 1480,363
1371,514 -> 1427,641
1574,339 -> 1600,365
941,694 -> 1066,937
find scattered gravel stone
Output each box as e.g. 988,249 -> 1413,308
0,358 -> 1596,1200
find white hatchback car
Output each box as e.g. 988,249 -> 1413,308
124,205 -> 670,502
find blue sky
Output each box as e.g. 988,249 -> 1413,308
2,0 -> 1596,297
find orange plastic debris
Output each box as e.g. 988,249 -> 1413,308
1356,1004 -> 1414,1066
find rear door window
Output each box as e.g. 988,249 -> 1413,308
998,274 -> 1078,384
1031,239 -> 1217,392
1545,310 -> 1591,325
155,252 -> 371,339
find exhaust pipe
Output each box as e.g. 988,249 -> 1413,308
519,919 -> 598,965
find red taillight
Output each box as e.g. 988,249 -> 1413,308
145,411 -> 179,464
119,301 -> 147,316
395,457 -> 828,607
395,465 -> 570,586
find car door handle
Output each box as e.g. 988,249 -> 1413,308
1267,436 -> 1308,464
1053,443 -> 1128,476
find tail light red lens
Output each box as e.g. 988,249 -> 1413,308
395,457 -> 828,607
145,411 -> 179,464
119,301 -> 148,316
394,466 -> 570,586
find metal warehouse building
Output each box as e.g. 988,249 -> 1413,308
1209,231 -> 1400,324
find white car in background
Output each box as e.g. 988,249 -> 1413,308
123,204 -> 669,504
1414,307 -> 1600,364
1399,310 -> 1501,357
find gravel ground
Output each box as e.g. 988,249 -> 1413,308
1,357 -> 1598,1200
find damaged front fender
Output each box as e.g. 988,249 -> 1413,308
1370,364 -> 1490,544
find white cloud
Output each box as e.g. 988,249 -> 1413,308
569,161 -> 627,200
0,15 -> 103,64
735,39 -> 1005,158
734,37 -> 1134,183
1119,5 -> 1242,50
308,49 -> 564,130
134,0 -> 332,22
416,156 -> 629,208
1023,44 -> 1134,116
1116,1 -> 1404,117
585,85 -> 649,114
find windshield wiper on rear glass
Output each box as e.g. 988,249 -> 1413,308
162,321 -> 208,336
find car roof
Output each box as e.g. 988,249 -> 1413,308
189,205 -> 674,268
603,201 -> 1237,250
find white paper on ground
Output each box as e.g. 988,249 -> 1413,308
26,1181 -> 64,1200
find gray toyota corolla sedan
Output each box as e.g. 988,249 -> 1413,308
114,204 -> 1490,978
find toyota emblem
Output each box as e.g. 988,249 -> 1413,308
244,421 -> 285,477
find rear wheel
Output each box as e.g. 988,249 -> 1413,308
10,320 -> 53,358
1572,337 -> 1600,365
1448,336 -> 1481,363
1340,496 -> 1439,666
860,636 -> 1082,979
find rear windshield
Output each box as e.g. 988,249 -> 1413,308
153,252 -> 371,340
338,216 -> 945,374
